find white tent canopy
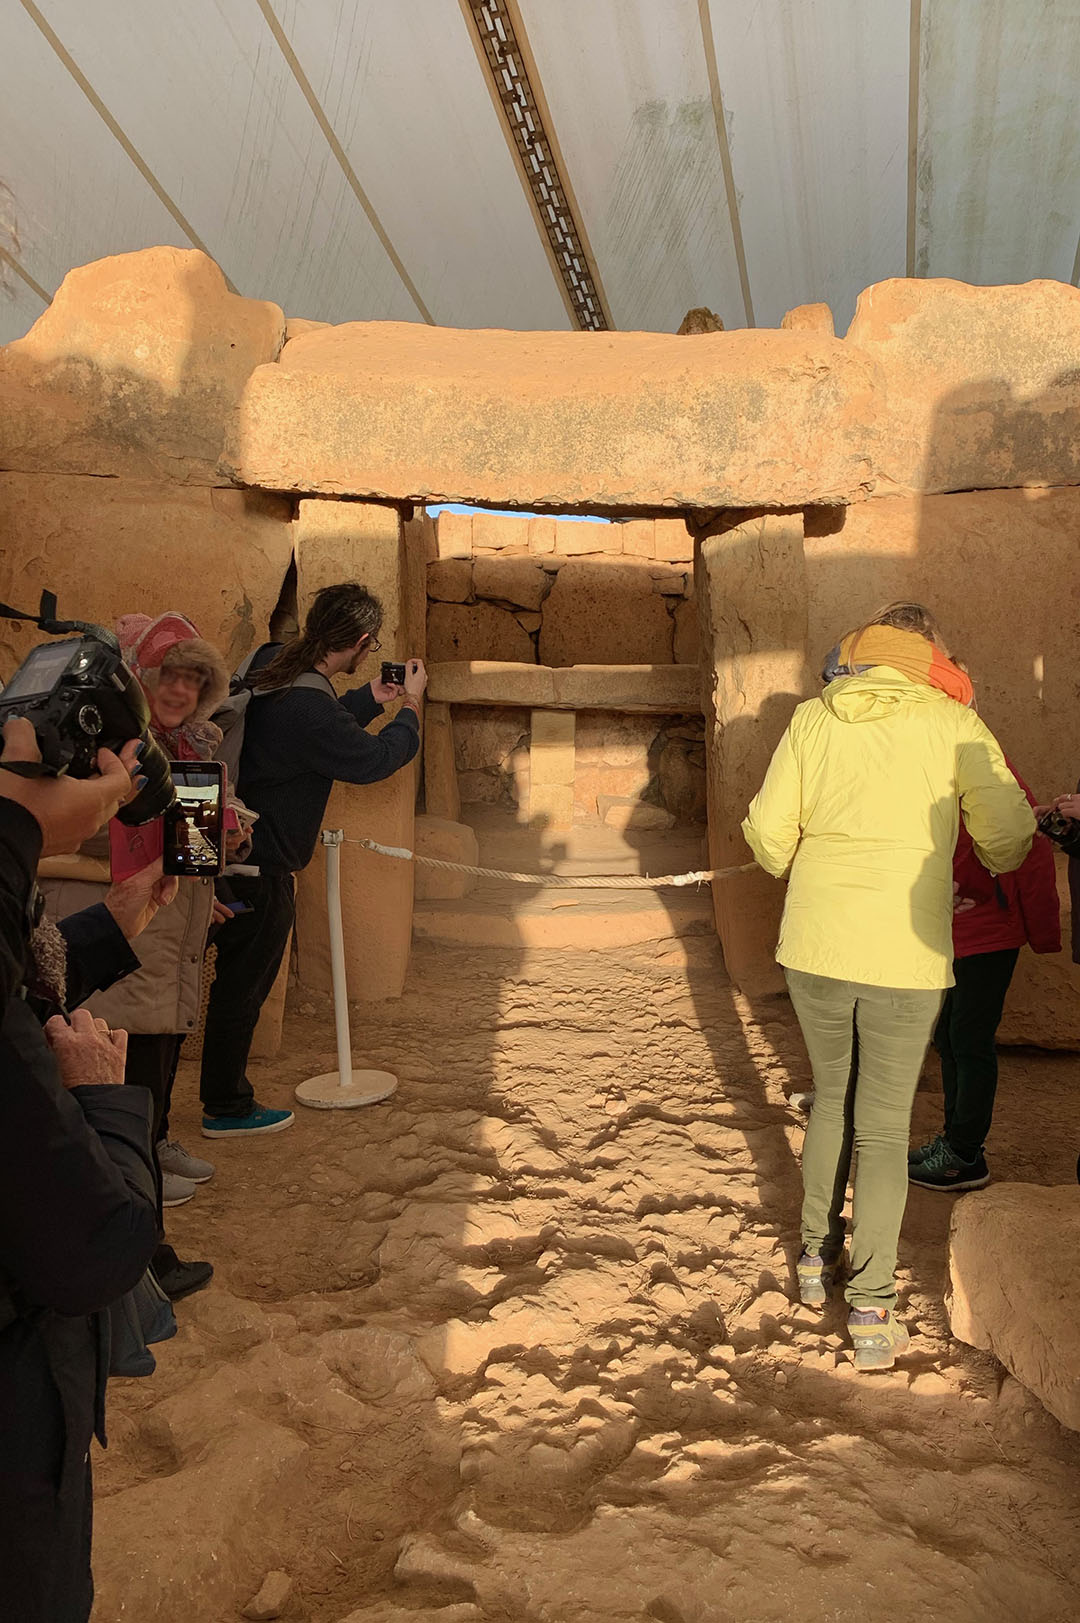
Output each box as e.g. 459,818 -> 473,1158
4,0 -> 1080,345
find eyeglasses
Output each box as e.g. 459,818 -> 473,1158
366,633 -> 382,652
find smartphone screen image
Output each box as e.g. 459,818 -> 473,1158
163,762 -> 226,877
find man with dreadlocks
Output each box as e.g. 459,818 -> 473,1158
198,583 -> 425,1138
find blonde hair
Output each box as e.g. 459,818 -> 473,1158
866,600 -> 949,654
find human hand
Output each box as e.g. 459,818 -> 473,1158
211,897 -> 233,925
369,677 -> 404,705
0,720 -> 141,855
403,658 -> 428,700
104,857 -> 179,940
44,1007 -> 128,1089
1052,794 -> 1080,821
952,881 -> 977,915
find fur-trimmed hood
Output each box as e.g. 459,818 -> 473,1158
116,612 -> 229,722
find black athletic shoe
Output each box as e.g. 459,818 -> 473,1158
155,1253 -> 214,1301
908,1139 -> 990,1192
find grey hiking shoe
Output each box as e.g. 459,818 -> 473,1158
796,1245 -> 844,1308
848,1308 -> 910,1371
162,1171 -> 198,1208
157,1138 -> 216,1183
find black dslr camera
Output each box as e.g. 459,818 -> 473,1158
0,593 -> 175,825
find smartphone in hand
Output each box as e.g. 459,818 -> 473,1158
163,762 -> 226,877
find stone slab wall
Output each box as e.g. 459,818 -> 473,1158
0,474 -> 293,679
426,513 -> 696,668
803,487 -> 1080,801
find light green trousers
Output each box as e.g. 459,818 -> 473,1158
786,968 -> 944,1310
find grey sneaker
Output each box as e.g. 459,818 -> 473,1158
848,1308 -> 910,1371
909,1138 -> 990,1192
157,1138 -> 216,1184
162,1171 -> 198,1208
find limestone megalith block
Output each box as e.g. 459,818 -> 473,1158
846,277 -> 1080,494
947,1184 -> 1080,1432
0,473 -> 293,677
0,247 -> 284,484
781,302 -> 835,336
226,321 -> 880,510
539,558 -> 674,667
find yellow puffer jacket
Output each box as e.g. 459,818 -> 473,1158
742,669 -> 1036,990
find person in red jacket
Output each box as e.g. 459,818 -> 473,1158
909,761 -> 1061,1191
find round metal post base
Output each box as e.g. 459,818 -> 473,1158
294,1069 -> 399,1110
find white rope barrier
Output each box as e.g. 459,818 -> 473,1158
350,835 -> 757,890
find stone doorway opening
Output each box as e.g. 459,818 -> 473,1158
416,506 -> 710,953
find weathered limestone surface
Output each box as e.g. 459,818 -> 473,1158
947,1184 -> 1080,1432
539,559 -> 674,667
846,277 -> 1080,495
427,663 -> 701,713
529,710 -> 574,830
698,515 -> 811,998
0,473 -> 293,677
782,302 -> 835,336
423,703 -> 461,823
0,248 -> 283,484
427,559 -> 473,603
412,815 -> 478,901
803,487 -> 1080,802
227,321 -> 880,509
427,602 -> 535,663
294,501 -> 415,1002
472,554 -> 549,611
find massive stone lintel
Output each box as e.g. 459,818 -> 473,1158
226,321 -> 879,510
847,277 -> 1080,495
427,662 -> 701,713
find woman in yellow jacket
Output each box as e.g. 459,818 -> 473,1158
743,605 -> 1034,1370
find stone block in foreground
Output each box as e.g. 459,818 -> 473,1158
847,276 -> 1080,495
0,247 -> 283,484
946,1184 -> 1080,1433
226,321 -> 879,509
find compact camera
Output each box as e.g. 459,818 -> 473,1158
0,626 -> 176,825
381,661 -> 407,687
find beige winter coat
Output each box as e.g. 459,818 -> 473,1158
40,833 -> 215,1035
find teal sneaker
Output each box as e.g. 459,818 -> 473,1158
909,1138 -> 989,1192
908,1132 -> 944,1167
201,1104 -> 295,1139
848,1308 -> 910,1371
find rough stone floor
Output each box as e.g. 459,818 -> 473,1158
95,934 -> 1080,1623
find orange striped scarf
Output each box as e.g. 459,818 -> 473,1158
823,625 -> 973,706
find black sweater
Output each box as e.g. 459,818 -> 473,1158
238,646 -> 421,874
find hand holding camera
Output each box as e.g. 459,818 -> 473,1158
0,718 -> 141,855
372,658 -> 427,706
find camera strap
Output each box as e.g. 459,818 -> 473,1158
0,590 -> 58,627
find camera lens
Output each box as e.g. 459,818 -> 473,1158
116,732 -> 177,826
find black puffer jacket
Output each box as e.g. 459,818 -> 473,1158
0,801 -> 158,1499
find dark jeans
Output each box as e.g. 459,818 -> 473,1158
199,873 -> 295,1118
125,1032 -> 183,1144
935,947 -> 1020,1162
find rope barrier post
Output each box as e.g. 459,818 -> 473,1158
294,830 -> 398,1112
